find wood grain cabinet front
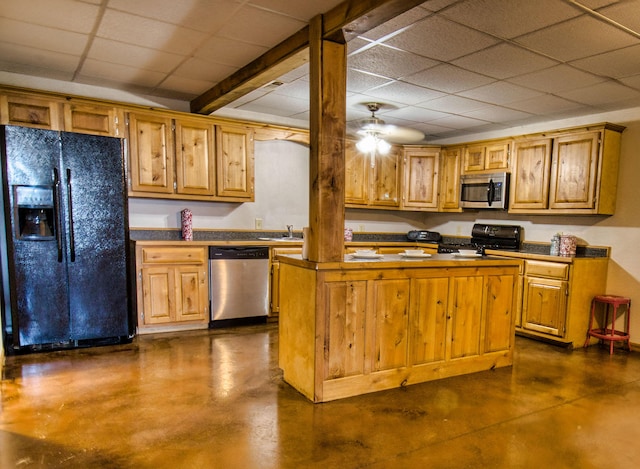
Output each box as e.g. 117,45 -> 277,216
463,140 -> 510,173
345,140 -> 400,208
401,147 -> 440,211
135,245 -> 209,332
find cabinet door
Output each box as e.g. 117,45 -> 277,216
141,266 -> 174,325
484,273 -> 516,353
128,112 -> 175,194
63,102 -> 123,136
439,147 -> 462,211
549,131 -> 599,210
449,275 -> 484,359
345,140 -> 369,205
0,94 -> 61,130
409,276 -> 449,365
369,146 -> 400,207
485,142 -> 510,170
463,145 -> 485,172
522,276 -> 567,337
174,266 -> 208,322
402,148 -> 439,210
510,138 -> 552,210
216,124 -> 254,199
175,118 -> 216,196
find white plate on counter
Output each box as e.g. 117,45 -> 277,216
453,253 -> 482,258
399,253 -> 432,258
351,253 -> 384,259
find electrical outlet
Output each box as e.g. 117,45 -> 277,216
358,224 -> 365,232
255,218 -> 263,230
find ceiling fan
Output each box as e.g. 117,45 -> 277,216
352,102 -> 425,145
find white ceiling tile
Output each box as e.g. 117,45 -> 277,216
216,5 -> 306,47
79,58 -> 166,87
195,36 -> 269,68
349,45 -> 439,80
459,81 -> 545,104
88,38 -> 185,73
106,0 -> 243,33
0,42 -> 80,73
555,80 -> 640,106
496,95 -> 584,115
452,43 -> 559,79
158,75 -> 215,97
440,0 -> 580,39
272,79 -> 310,101
599,1 -> 640,31
347,69 -> 394,93
277,63 -> 309,83
248,0 -> 344,22
385,15 -> 499,62
619,73 -> 640,90
238,93 -> 308,117
360,6 -> 432,40
404,64 -> 495,93
418,95 -> 488,113
462,104 -> 533,123
429,114 -> 491,129
515,15 -> 640,61
173,58 -> 237,83
506,64 -> 606,93
97,9 -> 207,55
570,44 -> 640,78
361,81 -> 445,106
0,18 -> 88,55
381,105 -> 450,122
0,0 -> 101,34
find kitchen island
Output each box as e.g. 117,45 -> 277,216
278,253 -> 522,402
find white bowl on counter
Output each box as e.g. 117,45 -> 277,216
458,249 -> 478,256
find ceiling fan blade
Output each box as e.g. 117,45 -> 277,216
380,125 -> 425,144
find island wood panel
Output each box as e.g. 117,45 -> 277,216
175,118 -> 216,196
449,275 -> 484,359
325,280 -> 367,379
372,278 -> 410,371
484,274 -> 517,353
278,258 -> 520,402
409,277 -> 448,365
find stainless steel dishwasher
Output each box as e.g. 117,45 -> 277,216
209,246 -> 270,327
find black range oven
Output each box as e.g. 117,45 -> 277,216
437,224 -> 522,254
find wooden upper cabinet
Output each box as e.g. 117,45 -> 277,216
463,141 -> 510,173
401,147 -> 439,210
0,93 -> 62,130
510,138 -> 552,210
439,147 -> 462,212
175,117 -> 216,196
345,140 -> 368,205
63,102 -> 123,137
369,146 -> 400,207
128,111 -> 175,194
216,124 -> 254,200
549,131 -> 599,210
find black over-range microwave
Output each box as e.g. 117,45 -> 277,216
460,172 -> 509,209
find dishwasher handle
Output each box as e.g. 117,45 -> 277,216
209,246 -> 269,260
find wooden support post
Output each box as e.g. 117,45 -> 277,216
307,15 -> 346,263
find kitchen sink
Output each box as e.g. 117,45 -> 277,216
258,237 -> 304,242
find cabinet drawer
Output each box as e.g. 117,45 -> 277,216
141,247 -> 206,265
525,260 -> 569,279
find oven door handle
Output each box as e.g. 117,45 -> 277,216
487,179 -> 495,207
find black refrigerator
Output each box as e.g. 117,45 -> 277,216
0,125 -> 133,352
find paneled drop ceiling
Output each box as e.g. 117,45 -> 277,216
1,0 -> 640,142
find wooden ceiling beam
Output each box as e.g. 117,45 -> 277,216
190,0 -> 426,115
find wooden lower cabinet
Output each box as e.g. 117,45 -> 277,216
515,257 -> 608,347
135,245 -> 209,332
279,259 -> 519,402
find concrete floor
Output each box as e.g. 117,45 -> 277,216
1,324 -> 640,469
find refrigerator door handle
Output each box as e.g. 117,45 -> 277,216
53,168 -> 63,262
66,168 -> 76,262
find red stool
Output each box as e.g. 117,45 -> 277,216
584,295 -> 631,354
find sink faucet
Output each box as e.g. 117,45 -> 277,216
287,225 -> 294,238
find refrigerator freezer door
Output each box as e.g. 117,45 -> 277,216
1,126 -> 70,346
60,133 -> 131,341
